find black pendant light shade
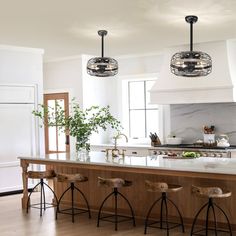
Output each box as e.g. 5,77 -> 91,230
87,30 -> 118,77
170,15 -> 212,77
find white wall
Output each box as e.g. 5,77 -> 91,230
43,53 -> 165,145
44,56 -> 83,104
117,53 -> 163,76
81,55 -> 118,144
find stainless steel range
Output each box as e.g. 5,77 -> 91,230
149,144 -> 236,158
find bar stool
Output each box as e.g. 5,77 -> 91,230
26,169 -> 58,217
144,180 -> 185,235
97,177 -> 136,231
56,173 -> 91,223
191,185 -> 232,236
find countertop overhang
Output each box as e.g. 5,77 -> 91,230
18,151 -> 236,176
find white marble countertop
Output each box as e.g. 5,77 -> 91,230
91,143 -> 152,148
18,151 -> 236,175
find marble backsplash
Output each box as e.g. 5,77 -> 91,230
170,103 -> 236,144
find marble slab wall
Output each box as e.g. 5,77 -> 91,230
170,103 -> 236,144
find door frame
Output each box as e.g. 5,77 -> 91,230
43,92 -> 70,154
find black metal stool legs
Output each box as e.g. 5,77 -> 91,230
214,203 -> 232,236
115,188 -> 118,231
191,198 -> 232,236
117,190 -> 136,227
167,198 -> 185,233
97,191 -> 115,227
26,178 -> 58,217
74,185 -> 91,219
144,196 -> 162,234
97,187 -> 135,231
71,183 -> 75,222
144,192 -> 184,235
56,184 -> 71,220
56,182 -> 91,223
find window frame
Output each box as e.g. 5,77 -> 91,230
122,78 -> 163,141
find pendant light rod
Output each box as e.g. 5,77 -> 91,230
185,15 -> 198,52
190,21 -> 193,51
98,30 -> 107,58
101,34 -> 104,57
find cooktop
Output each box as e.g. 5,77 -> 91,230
153,144 -> 236,150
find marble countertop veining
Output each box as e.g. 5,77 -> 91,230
18,151 -> 236,175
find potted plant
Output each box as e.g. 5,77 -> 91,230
33,100 -> 122,152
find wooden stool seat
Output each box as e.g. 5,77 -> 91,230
144,180 -> 184,235
145,180 -> 182,193
57,173 -> 88,183
191,185 -> 232,236
98,177 -> 132,188
56,173 -> 90,223
27,170 -> 56,179
192,185 -> 231,198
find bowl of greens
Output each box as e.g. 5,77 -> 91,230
182,151 -> 200,159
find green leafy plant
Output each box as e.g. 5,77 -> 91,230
33,100 -> 122,152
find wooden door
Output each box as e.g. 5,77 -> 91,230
43,93 -> 70,154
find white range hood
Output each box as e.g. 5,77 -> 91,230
150,40 -> 236,104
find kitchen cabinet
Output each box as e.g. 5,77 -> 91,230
0,46 -> 44,194
90,144 -> 149,156
0,85 -> 38,193
124,148 -> 149,156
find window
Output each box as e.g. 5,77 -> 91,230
127,80 -> 159,138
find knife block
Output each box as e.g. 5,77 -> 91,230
151,141 -> 161,147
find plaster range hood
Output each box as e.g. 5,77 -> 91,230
149,40 -> 236,104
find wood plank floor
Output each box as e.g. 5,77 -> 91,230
0,194 -> 200,236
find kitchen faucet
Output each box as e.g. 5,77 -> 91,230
109,133 -> 128,158
114,133 -> 128,149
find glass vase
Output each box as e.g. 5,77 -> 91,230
75,136 -> 90,161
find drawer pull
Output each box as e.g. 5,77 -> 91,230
101,150 -> 106,152
132,151 -> 137,154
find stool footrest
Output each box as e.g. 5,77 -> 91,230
147,220 -> 183,230
58,207 -> 89,216
99,214 -> 134,223
30,202 -> 57,210
192,228 -> 232,236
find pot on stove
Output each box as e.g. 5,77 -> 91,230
217,134 -> 230,147
166,136 -> 182,145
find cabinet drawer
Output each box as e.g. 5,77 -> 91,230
90,146 -> 107,152
125,149 -> 149,156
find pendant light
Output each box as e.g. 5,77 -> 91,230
87,30 -> 118,77
170,15 -> 212,77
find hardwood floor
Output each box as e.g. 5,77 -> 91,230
0,194 -> 190,236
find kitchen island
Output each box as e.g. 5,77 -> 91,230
18,152 -> 236,228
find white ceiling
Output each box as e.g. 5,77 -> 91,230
1,0 -> 236,60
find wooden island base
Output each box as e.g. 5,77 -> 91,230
20,156 -> 236,230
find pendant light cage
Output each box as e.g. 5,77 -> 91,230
170,15 -> 212,77
87,30 -> 118,77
